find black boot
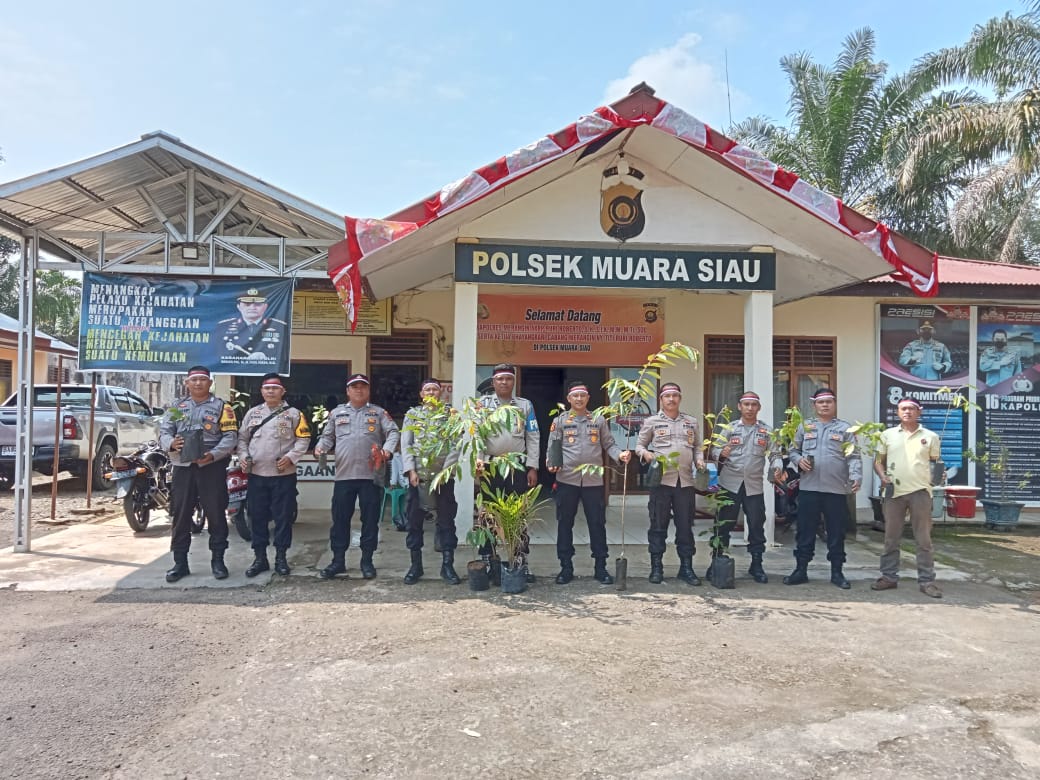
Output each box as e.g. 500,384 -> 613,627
749,554 -> 768,584
784,562 -> 809,585
211,550 -> 229,580
555,559 -> 574,584
593,558 -> 614,585
404,550 -> 423,585
245,551 -> 270,578
165,550 -> 190,583
360,551 -> 377,580
319,551 -> 346,579
677,556 -> 702,586
648,554 -> 664,584
440,550 -> 461,584
830,564 -> 851,590
274,548 -> 290,576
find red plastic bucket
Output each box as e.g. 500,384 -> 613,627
944,486 -> 980,518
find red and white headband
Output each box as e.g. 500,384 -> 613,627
659,383 -> 682,397
421,381 -> 442,392
492,368 -> 515,378
567,385 -> 589,395
739,393 -> 761,403
813,392 -> 836,401
897,397 -> 921,409
187,368 -> 211,378
262,378 -> 284,389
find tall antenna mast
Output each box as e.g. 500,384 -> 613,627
725,49 -> 733,129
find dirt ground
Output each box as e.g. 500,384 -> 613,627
2,485 -> 1039,778
0,557 -> 1038,778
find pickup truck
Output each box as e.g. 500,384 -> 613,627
0,384 -> 161,491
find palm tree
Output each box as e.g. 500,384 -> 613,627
730,28 -> 986,258
34,270 -> 81,344
899,8 -> 1040,264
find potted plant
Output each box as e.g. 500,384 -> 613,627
478,483 -> 549,593
415,395 -> 527,590
968,428 -> 1031,530
600,341 -> 701,588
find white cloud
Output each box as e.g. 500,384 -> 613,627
602,33 -> 747,128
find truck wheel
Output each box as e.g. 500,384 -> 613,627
123,491 -> 150,532
91,443 -> 117,491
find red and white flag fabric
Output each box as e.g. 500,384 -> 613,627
332,98 -> 939,298
328,235 -> 362,332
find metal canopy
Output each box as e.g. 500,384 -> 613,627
0,131 -> 344,278
1,132 -> 348,553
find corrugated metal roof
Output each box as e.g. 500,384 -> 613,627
870,255 -> 1040,286
0,312 -> 76,354
0,131 -> 343,268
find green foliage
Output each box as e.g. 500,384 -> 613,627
964,427 -> 1033,500
477,484 -> 548,568
768,406 -> 804,455
844,421 -> 887,458
702,405 -> 733,459
412,396 -> 526,491
0,260 -> 82,344
600,341 -> 700,447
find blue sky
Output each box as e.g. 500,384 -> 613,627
0,0 -> 1023,221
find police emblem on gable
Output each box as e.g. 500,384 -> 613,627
600,159 -> 646,241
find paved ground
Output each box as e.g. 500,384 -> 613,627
0,501 -> 1037,779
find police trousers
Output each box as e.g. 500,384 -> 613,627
405,481 -> 458,552
330,479 -> 381,554
794,490 -> 848,565
555,482 -> 609,561
648,484 -> 696,557
247,473 -> 298,552
714,483 -> 767,556
170,460 -> 228,553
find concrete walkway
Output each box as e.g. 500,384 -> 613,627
0,502 -> 974,592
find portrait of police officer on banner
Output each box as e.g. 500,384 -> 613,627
216,288 -> 287,364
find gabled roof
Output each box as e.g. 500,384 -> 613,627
328,85 -> 939,301
894,256 -> 1040,286
0,131 -> 343,265
0,312 -> 77,355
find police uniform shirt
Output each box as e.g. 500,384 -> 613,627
898,338 -> 951,379
400,403 -> 460,477
712,419 -> 783,496
237,403 -> 311,478
316,402 -> 400,481
979,347 -> 1022,384
788,417 -> 863,494
159,394 -> 239,467
217,316 -> 287,361
478,394 -> 540,469
635,410 -> 702,488
547,410 -> 622,487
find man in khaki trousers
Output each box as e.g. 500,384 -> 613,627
871,397 -> 943,598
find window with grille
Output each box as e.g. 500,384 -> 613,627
369,329 -> 432,422
705,335 -> 836,426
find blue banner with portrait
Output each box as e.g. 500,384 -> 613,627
79,273 -> 294,375
878,303 -> 972,485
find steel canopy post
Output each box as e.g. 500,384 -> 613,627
14,230 -> 39,552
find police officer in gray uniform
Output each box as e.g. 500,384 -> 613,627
237,373 -> 311,578
314,373 -> 400,580
784,387 -> 862,589
709,391 -> 783,583
159,366 -> 239,583
546,380 -> 631,585
635,382 -> 706,586
476,363 -> 541,581
216,288 -> 287,364
898,320 -> 951,380
477,363 -> 541,495
400,378 -> 461,585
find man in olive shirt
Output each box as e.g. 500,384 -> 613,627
871,398 -> 943,598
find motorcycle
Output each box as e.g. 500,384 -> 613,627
191,455 -> 252,542
104,440 -> 177,533
773,459 -> 800,533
